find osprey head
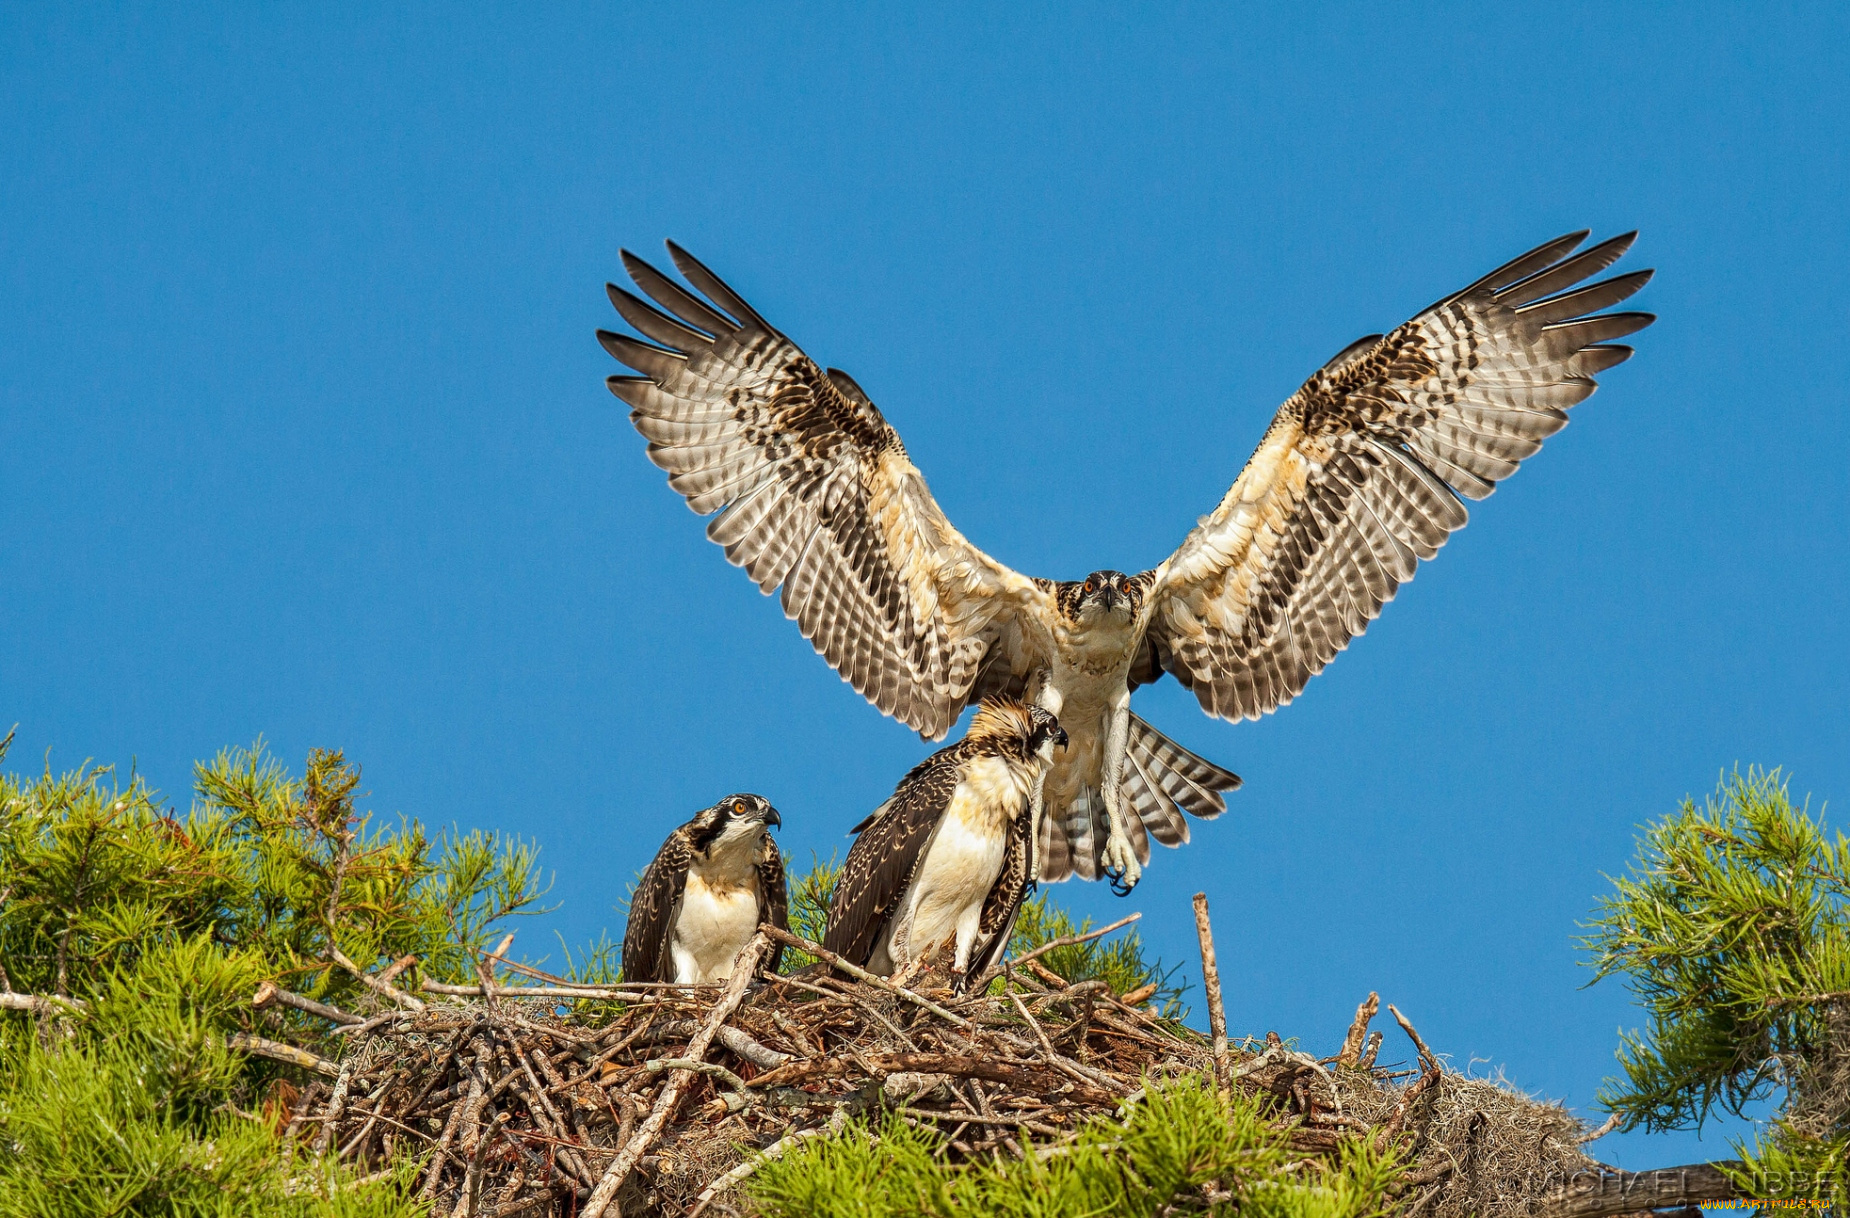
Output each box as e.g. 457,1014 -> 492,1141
969,698 -> 1069,761
1062,570 -> 1148,622
1026,704 -> 1069,762
689,793 -> 781,852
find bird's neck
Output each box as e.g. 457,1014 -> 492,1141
1053,608 -> 1141,671
693,827 -> 763,883
960,752 -> 1046,825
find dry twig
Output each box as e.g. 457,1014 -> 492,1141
759,923 -> 970,1028
332,948 -> 427,1013
1337,992 -> 1380,1066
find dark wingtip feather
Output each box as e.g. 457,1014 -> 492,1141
1474,230 -> 1591,292
595,329 -> 630,360
1517,268 -> 1655,324
1576,344 -> 1636,373
665,240 -> 772,331
618,248 -> 655,280
598,330 -> 687,379
1494,232 -> 1641,308
622,248 -> 740,337
608,283 -> 714,349
1421,230 -> 1592,316
1545,311 -> 1656,345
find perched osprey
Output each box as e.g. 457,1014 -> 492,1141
823,697 -> 1067,987
622,794 -> 788,984
600,231 -> 1653,893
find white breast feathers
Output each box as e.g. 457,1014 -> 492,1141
670,873 -> 760,984
670,826 -> 767,984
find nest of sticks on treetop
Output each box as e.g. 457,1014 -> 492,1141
263,920 -> 1614,1218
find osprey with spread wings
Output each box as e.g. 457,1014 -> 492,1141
599,231 -> 1653,893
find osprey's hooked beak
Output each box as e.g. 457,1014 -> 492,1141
1054,727 -> 1070,750
761,805 -> 782,829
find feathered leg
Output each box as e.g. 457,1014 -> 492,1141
1099,690 -> 1141,895
1027,674 -> 1064,887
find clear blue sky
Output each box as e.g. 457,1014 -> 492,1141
4,3 -> 1846,1173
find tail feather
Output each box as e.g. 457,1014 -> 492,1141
1055,787 -> 1104,883
1125,750 -> 1187,847
1127,716 -> 1240,819
1036,803 -> 1074,883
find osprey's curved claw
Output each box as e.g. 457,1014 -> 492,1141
1104,835 -> 1143,897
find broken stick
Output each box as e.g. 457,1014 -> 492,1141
1337,992 -> 1379,1067
1191,892 -> 1230,1093
759,923 -> 972,1029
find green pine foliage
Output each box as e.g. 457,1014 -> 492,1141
744,1073 -> 1404,1218
0,740 -> 547,1019
0,1008 -> 421,1217
1004,892 -> 1185,1014
1584,768 -> 1850,1202
775,852 -> 843,973
0,736 -> 546,1215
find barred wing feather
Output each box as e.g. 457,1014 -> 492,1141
755,837 -> 790,974
601,243 -> 1046,740
822,757 -> 960,968
1146,230 -> 1654,722
621,831 -> 691,984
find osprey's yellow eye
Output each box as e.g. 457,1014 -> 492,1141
733,801 -> 746,815
1084,579 -> 1095,593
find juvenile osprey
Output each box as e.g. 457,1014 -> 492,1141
622,794 -> 788,984
823,697 -> 1067,988
600,231 -> 1654,892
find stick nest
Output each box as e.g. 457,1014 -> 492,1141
270,936 -> 1607,1217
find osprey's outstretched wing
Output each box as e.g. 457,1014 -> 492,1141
1144,231 -> 1654,722
621,828 -> 692,984
822,753 -> 960,968
601,245 -> 1049,740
